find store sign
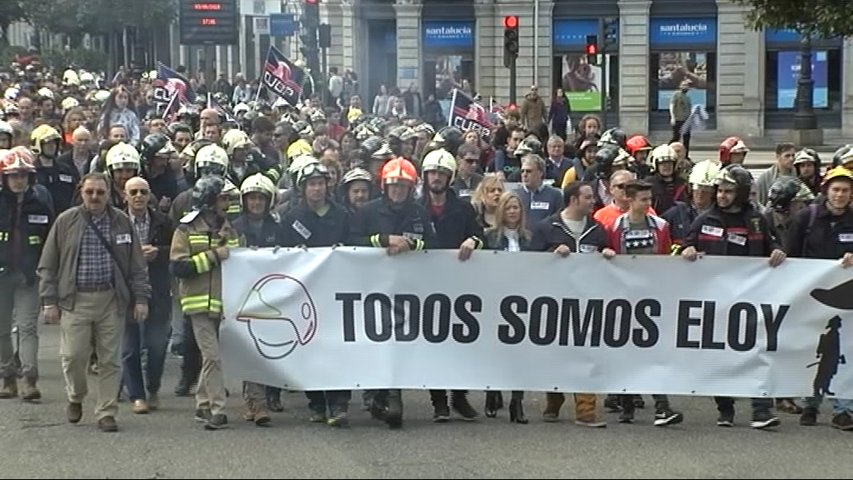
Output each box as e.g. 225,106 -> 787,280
553,19 -> 602,48
777,51 -> 828,109
650,18 -> 716,46
423,21 -> 474,49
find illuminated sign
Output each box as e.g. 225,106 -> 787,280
179,0 -> 238,45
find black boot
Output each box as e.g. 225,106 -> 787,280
430,390 -> 450,423
386,389 -> 403,429
508,391 -> 527,424
484,391 -> 503,418
450,390 -> 478,421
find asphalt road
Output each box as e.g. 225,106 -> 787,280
1,325 -> 851,479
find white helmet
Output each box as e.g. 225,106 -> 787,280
287,153 -> 320,175
93,90 -> 111,103
194,144 -> 229,177
3,87 -> 19,101
342,167 -> 372,186
233,103 -> 250,115
79,71 -> 95,83
240,172 -> 277,204
61,97 -> 80,111
688,159 -> 722,189
63,69 -> 80,86
221,129 -> 252,156
37,87 -> 54,100
650,144 -> 678,171
0,121 -> 13,137
105,143 -> 141,172
421,148 -> 457,180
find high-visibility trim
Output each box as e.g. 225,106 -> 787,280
27,235 -> 41,245
191,252 -> 212,274
369,234 -> 382,248
180,295 -> 223,313
226,238 -> 240,247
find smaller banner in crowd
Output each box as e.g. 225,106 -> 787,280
207,92 -> 236,123
449,89 -> 494,139
261,45 -> 305,106
222,248 -> 853,398
152,62 -> 196,104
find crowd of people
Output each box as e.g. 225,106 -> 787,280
0,61 -> 850,434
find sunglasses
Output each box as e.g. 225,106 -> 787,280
127,189 -> 149,196
83,189 -> 107,196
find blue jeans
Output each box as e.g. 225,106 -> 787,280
122,304 -> 171,401
803,396 -> 853,415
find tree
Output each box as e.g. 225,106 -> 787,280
0,0 -> 28,45
731,0 -> 853,37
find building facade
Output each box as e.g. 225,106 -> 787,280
318,0 -> 853,139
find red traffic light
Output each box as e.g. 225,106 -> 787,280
305,0 -> 318,3
503,16 -> 518,29
585,44 -> 597,55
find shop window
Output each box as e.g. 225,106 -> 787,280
649,51 -> 716,112
552,54 -> 619,113
764,49 -> 841,111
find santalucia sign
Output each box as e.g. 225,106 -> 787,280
221,248 -> 852,398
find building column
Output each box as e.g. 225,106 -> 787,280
339,0 -> 358,74
321,0 -> 346,74
716,0 -> 762,137
617,0 -> 651,135
474,0 -> 497,101
841,37 -> 853,137
394,0 -> 423,90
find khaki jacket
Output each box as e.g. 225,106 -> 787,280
170,211 -> 243,316
37,205 -> 151,313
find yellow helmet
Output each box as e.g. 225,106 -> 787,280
822,167 -> 853,189
30,125 -> 61,155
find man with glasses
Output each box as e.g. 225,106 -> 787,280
121,177 -> 174,415
38,172 -> 150,432
517,154 -> 563,229
452,143 -> 483,199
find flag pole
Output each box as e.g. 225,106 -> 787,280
448,89 -> 457,127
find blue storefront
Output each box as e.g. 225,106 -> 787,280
421,19 -> 475,101
763,28 -> 843,129
647,16 -> 717,130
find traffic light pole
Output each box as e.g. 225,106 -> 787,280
601,53 -> 608,127
510,57 -> 517,105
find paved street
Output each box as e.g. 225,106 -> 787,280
1,325 -> 851,479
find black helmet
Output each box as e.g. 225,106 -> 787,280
598,128 -> 628,150
361,136 -> 384,158
593,145 -> 621,179
139,133 -> 170,163
433,126 -> 464,156
714,164 -> 753,207
192,175 -> 226,212
767,177 -> 801,212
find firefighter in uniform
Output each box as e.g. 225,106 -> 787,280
170,175 -> 243,430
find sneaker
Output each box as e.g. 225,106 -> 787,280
21,381 -> 41,402
253,407 -> 271,427
194,408 -> 212,423
800,407 -> 818,426
603,395 -> 622,413
97,416 -> 118,432
575,418 -> 607,428
654,408 -> 684,427
67,402 -> 83,424
716,409 -> 735,427
618,409 -> 634,424
451,395 -> 479,421
433,403 -> 450,423
750,412 -> 781,430
831,412 -> 853,431
309,410 -> 327,423
327,411 -> 350,428
204,413 -> 229,430
132,399 -> 150,414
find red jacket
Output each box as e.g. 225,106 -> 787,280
606,213 -> 672,255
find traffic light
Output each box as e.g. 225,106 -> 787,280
585,34 -> 598,65
602,17 -> 618,53
503,16 -> 519,69
318,23 -> 331,49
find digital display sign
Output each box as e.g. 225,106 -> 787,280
179,0 -> 238,45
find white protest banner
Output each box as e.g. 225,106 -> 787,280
221,248 -> 853,398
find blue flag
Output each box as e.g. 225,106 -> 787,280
449,89 -> 493,140
153,62 -> 196,104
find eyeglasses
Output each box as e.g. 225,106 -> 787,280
127,189 -> 149,196
611,184 -> 626,189
83,189 -> 107,196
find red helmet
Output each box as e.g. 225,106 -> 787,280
718,136 -> 750,166
626,135 -> 652,157
0,147 -> 36,175
380,157 -> 417,187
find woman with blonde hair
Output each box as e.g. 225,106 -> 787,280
61,106 -> 87,151
469,173 -> 505,229
482,191 -> 532,423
